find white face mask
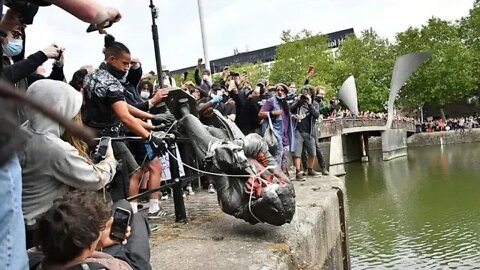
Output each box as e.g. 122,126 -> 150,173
140,91 -> 150,99
203,75 -> 212,85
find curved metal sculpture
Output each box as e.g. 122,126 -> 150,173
337,75 -> 359,116
386,52 -> 431,129
167,89 -> 296,225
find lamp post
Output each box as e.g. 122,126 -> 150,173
149,0 -> 163,86
197,0 -> 210,71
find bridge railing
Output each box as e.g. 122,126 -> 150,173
317,118 -> 416,139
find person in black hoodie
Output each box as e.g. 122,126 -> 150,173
1,27 -> 63,88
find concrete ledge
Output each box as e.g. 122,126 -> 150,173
407,129 -> 480,147
149,176 -> 347,270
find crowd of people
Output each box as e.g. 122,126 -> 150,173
3,1 -> 464,270
0,2 -> 335,269
419,115 -> 480,132
0,2 -> 153,270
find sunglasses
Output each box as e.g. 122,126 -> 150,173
10,31 -> 22,39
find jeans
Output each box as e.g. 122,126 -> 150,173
0,156 -> 28,270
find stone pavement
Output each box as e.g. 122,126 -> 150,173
146,175 -> 347,270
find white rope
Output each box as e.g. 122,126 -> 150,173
165,148 -> 280,224
165,149 -> 276,179
136,119 -> 279,224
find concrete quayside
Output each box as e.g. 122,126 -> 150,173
148,175 -> 349,270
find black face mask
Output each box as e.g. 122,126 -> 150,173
105,63 -> 127,80
315,96 -> 324,102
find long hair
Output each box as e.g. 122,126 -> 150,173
61,113 -> 91,162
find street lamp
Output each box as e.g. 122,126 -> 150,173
149,0 -> 163,86
197,0 -> 210,71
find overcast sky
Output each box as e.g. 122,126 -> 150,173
23,0 -> 475,78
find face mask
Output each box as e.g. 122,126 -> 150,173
203,75 -> 212,85
105,63 -> 127,80
141,91 -> 150,99
2,38 -> 23,57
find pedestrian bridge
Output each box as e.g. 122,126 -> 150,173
314,118 -> 416,176
318,118 -> 416,139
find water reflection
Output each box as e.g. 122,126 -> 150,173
346,143 -> 480,269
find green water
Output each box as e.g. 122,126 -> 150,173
345,143 -> 480,269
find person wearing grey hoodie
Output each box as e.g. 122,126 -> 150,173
18,80 -> 118,247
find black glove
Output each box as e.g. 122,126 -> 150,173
147,133 -> 168,156
151,113 -> 176,126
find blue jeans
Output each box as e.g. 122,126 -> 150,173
0,156 -> 28,270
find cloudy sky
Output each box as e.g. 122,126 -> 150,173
23,0 -> 474,78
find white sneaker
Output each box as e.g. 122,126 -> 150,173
160,193 -> 169,200
186,186 -> 195,195
208,184 -> 216,194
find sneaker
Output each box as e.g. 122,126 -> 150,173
186,185 -> 195,195
302,171 -> 307,177
307,169 -> 319,176
160,193 -> 169,201
295,171 -> 306,181
208,184 -> 216,194
321,168 -> 330,176
148,209 -> 168,219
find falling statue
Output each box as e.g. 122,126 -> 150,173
166,89 -> 296,226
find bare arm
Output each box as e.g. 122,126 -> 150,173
46,0 -> 120,24
137,118 -> 154,130
112,101 -> 150,139
127,104 -> 153,120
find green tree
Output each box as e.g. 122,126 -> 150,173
460,0 -> 480,89
332,29 -> 395,112
395,18 -> 477,118
269,29 -> 335,93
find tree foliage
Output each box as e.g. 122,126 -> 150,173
270,29 -> 335,93
395,18 -> 477,109
333,29 -> 395,112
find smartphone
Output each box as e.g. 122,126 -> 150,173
307,65 -> 315,75
86,20 -> 114,33
110,207 -> 131,242
97,137 -> 111,161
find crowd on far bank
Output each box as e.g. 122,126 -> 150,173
418,115 -> 480,132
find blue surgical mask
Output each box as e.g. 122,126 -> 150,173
2,38 -> 23,57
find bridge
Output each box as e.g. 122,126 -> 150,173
315,118 -> 416,176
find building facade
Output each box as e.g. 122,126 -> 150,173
171,28 -> 355,75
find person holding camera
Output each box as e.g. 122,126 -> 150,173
0,2 -> 122,269
19,80 -> 118,249
194,58 -> 211,95
301,86 -> 329,176
290,85 -> 321,180
30,190 -> 151,270
1,27 -> 64,87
